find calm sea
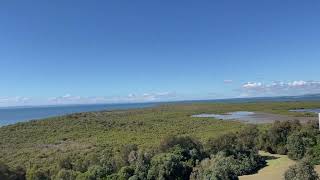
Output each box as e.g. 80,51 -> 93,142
0,103 -> 158,126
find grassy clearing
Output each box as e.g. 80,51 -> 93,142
240,151 -> 320,180
239,151 -> 295,180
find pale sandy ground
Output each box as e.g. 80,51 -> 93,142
239,151 -> 320,180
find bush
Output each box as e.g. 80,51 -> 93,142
0,162 -> 26,180
206,133 -> 237,156
55,169 -> 78,180
118,166 -> 135,180
117,144 -> 138,167
130,151 -> 151,180
159,136 -> 205,165
259,120 -> 301,154
207,125 -> 259,156
233,152 -> 265,175
147,152 -> 192,180
287,132 -> 306,160
284,160 -> 319,180
205,126 -> 265,176
59,157 -> 74,170
160,136 -> 203,153
235,125 -> 259,151
190,152 -> 238,180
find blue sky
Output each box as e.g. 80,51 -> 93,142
1,1 -> 320,106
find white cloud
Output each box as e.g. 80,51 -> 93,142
0,96 -> 31,106
0,91 -> 177,107
243,82 -> 263,89
241,80 -> 320,97
224,80 -> 233,84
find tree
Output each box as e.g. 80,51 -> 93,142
118,166 -> 135,180
284,160 -> 319,180
190,152 -> 238,180
117,144 -> 138,167
0,163 -> 26,180
159,136 -> 205,165
287,132 -> 306,160
205,126 -> 265,176
206,133 -> 237,156
129,151 -> 151,180
259,120 -> 301,154
55,169 -> 78,180
27,168 -> 51,180
147,153 -> 192,180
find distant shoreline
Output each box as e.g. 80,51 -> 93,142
0,102 -> 160,126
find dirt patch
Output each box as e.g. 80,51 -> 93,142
239,151 -> 295,180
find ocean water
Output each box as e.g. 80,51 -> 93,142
0,103 -> 158,126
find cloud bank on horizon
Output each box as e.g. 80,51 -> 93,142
240,80 -> 320,97
0,92 -> 178,107
1,80 -> 320,107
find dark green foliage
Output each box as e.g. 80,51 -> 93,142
147,152 -> 192,180
309,145 -> 320,165
284,120 -> 320,161
159,136 -> 205,166
207,125 -> 258,155
259,120 -> 301,154
287,132 -> 307,160
27,168 -> 51,180
284,160 -> 319,180
190,152 -> 238,180
206,133 -> 237,156
128,151 -> 151,179
55,169 -> 78,180
59,157 -> 73,170
206,125 -> 265,176
118,166 -> 135,180
0,163 -> 25,180
118,144 -> 138,167
159,136 -> 203,153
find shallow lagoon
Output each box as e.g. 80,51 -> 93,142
290,108 -> 320,113
192,110 -> 317,124
192,111 -> 255,120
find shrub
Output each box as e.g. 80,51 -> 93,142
205,126 -> 265,176
159,136 -> 205,167
130,151 -> 151,180
206,133 -> 237,156
284,160 -> 319,180
117,144 -> 138,167
0,162 -> 26,180
27,168 -> 51,180
55,169 -> 78,180
118,166 -> 135,180
259,120 -> 301,154
233,152 -> 265,175
159,136 -> 203,153
287,132 -> 306,160
58,157 -> 73,170
235,125 -> 259,151
147,152 -> 192,180
190,152 -> 238,180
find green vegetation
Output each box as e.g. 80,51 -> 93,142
1,101 -> 320,179
284,160 -> 319,180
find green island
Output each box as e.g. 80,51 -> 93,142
1,101 -> 320,180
